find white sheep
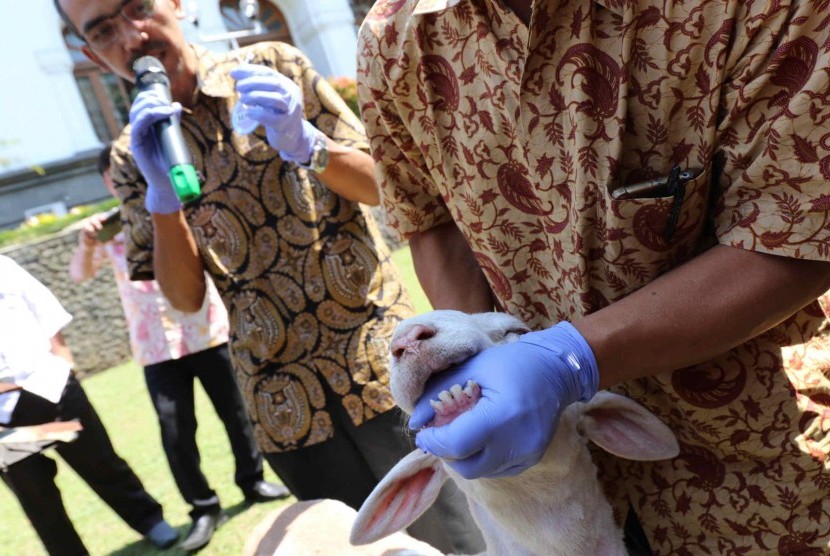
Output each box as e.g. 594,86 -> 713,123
242,498 -> 442,556
350,310 -> 679,556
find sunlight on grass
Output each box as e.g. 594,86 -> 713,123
0,246 -> 427,555
392,246 -> 431,314
1,359 -> 289,556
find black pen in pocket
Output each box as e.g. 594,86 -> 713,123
610,167 -> 700,201
611,167 -> 702,241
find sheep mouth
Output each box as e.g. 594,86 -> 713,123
427,380 -> 481,427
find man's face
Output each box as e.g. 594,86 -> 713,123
102,168 -> 118,198
59,0 -> 192,91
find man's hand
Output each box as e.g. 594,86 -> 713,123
230,63 -> 318,164
129,90 -> 182,214
410,322 -> 599,479
77,214 -> 105,252
70,214 -> 107,283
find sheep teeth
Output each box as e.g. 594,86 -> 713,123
463,381 -> 477,397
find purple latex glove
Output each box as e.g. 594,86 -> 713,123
229,63 -> 317,164
411,321 -> 599,479
128,90 -> 182,214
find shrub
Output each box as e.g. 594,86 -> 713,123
0,198 -> 119,249
328,76 -> 360,118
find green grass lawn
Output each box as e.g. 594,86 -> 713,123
1,246 -> 430,555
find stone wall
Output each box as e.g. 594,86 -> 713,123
1,225 -> 131,378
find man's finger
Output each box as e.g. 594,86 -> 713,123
230,63 -> 276,80
414,407 -> 489,460
238,90 -> 292,114
234,75 -> 290,94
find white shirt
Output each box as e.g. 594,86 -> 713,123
0,255 -> 73,423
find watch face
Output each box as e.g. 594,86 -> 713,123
312,137 -> 329,172
296,133 -> 329,172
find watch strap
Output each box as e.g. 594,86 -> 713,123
296,131 -> 329,173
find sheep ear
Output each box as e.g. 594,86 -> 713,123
580,391 -> 680,461
350,450 -> 449,545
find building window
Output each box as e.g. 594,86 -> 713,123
74,62 -> 131,142
63,30 -> 131,142
219,0 -> 291,46
349,0 -> 373,28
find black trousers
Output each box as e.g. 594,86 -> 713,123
263,382 -> 486,556
144,343 -> 264,518
1,374 -> 163,556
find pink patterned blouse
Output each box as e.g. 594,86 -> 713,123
101,233 -> 229,367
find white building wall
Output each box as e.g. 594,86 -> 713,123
0,0 -> 101,173
273,0 -> 359,78
182,0 -> 232,52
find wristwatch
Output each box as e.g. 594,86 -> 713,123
297,132 -> 330,173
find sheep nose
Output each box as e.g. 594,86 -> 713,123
390,323 -> 436,359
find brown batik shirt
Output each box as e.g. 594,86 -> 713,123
112,42 -> 413,453
358,1 -> 830,553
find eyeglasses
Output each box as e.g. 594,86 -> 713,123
83,0 -> 155,50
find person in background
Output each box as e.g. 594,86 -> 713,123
52,0 -> 485,553
69,143 -> 290,553
357,0 -> 830,554
0,254 -> 178,555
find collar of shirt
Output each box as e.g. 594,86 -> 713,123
191,44 -> 237,99
413,0 -> 623,16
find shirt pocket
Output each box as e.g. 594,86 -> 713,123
602,167 -> 714,292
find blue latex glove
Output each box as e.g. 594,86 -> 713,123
229,63 -> 317,164
411,321 -> 599,479
128,90 -> 182,214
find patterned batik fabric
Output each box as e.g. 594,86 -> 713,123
358,1 -> 830,553
112,42 -> 413,453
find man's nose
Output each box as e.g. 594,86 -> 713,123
119,17 -> 148,51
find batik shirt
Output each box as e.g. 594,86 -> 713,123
358,1 -> 830,553
113,42 -> 412,453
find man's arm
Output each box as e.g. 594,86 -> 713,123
152,211 -> 206,313
230,61 -> 380,206
575,244 -> 830,388
411,242 -> 830,479
49,331 -> 75,368
68,215 -> 106,283
123,91 -> 206,312
409,221 -> 495,313
315,137 -> 379,206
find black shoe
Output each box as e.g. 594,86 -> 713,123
145,519 -> 179,549
243,480 -> 291,503
178,511 -> 228,552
